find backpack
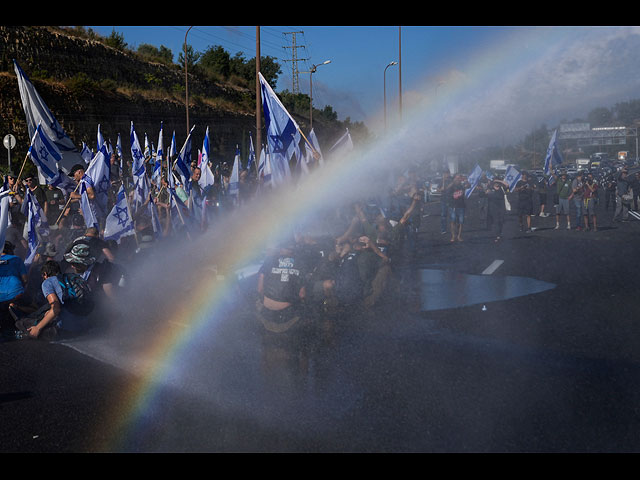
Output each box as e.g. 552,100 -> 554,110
58,273 -> 94,316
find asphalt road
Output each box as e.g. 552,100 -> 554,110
2,193 -> 640,453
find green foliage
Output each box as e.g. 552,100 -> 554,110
178,44 -> 201,70
196,45 -> 281,86
137,43 -> 173,65
64,72 -> 99,96
104,29 -> 127,51
144,73 -> 162,88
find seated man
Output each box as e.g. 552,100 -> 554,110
16,260 -> 92,340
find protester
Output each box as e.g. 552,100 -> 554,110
484,179 -> 509,242
0,241 -> 29,334
515,171 -> 535,233
554,172 -> 573,230
570,171 -> 585,230
613,169 -> 631,222
444,174 -> 469,242
583,172 -> 599,231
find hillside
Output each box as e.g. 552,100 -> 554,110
0,25 -> 317,171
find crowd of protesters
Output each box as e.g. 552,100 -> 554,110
1,142 -> 636,342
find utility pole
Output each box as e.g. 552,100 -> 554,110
398,26 -> 402,123
282,31 -> 308,94
256,26 -> 261,173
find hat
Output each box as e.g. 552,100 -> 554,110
69,164 -> 86,175
64,243 -> 95,266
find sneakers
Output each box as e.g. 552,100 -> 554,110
567,224 -> 571,230
555,224 -> 560,230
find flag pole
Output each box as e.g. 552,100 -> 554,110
54,181 -> 82,226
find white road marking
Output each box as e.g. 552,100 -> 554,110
482,259 -> 504,275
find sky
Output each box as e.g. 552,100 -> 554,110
86,26 -> 640,146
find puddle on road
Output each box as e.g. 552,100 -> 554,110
419,269 -> 555,311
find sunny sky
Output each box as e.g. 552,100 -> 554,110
87,26 -> 640,146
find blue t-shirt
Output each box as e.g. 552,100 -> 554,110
41,276 -> 89,332
0,254 -> 27,302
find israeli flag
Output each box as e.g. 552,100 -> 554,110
84,143 -> 111,220
229,146 -> 240,201
97,124 -> 105,152
0,190 -> 11,251
13,60 -> 84,173
81,142 -> 93,164
152,122 -> 164,189
49,169 -> 76,199
199,127 -> 215,192
543,129 -> 564,175
27,122 -> 62,181
308,128 -> 324,166
104,185 -> 135,243
259,72 -> 299,185
465,164 -> 483,198
247,132 -> 256,172
258,145 -> 272,189
22,190 -> 48,267
116,133 -> 124,176
79,175 -> 99,229
130,122 -> 149,210
175,125 -> 195,194
505,165 -> 521,192
328,128 -> 354,160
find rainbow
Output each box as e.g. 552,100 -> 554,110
95,26 -> 611,450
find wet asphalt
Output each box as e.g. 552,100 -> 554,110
2,193 -> 640,453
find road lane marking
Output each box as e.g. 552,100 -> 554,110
482,259 -> 504,275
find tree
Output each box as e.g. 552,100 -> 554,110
178,44 -> 201,71
104,29 -> 127,51
137,43 -> 173,64
587,107 -> 613,127
198,45 -> 231,78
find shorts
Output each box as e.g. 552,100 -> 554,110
517,201 -> 533,216
583,198 -> 596,215
556,198 -> 570,215
449,207 -> 465,224
538,193 -> 547,205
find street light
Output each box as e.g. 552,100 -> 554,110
309,60 -> 331,130
384,61 -> 398,132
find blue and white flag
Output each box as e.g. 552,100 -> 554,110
84,143 -> 111,219
174,125 -> 195,194
198,126 -> 215,192
49,169 -> 77,199
328,128 -> 354,161
13,60 -> 84,173
22,189 -> 49,266
104,184 -> 135,243
97,124 -> 105,153
504,165 -> 521,192
79,174 -> 99,229
308,128 -> 324,166
465,164 -> 483,198
259,72 -> 299,185
247,132 -> 256,173
81,142 -> 93,164
258,145 -> 272,190
0,190 -> 11,251
543,129 -> 564,175
229,146 -> 240,201
27,123 -> 62,181
116,133 -> 123,176
130,122 -> 149,210
152,122 -> 164,189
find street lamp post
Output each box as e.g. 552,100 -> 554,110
309,60 -> 331,130
384,61 -> 398,132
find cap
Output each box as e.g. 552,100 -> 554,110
63,243 -> 95,266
